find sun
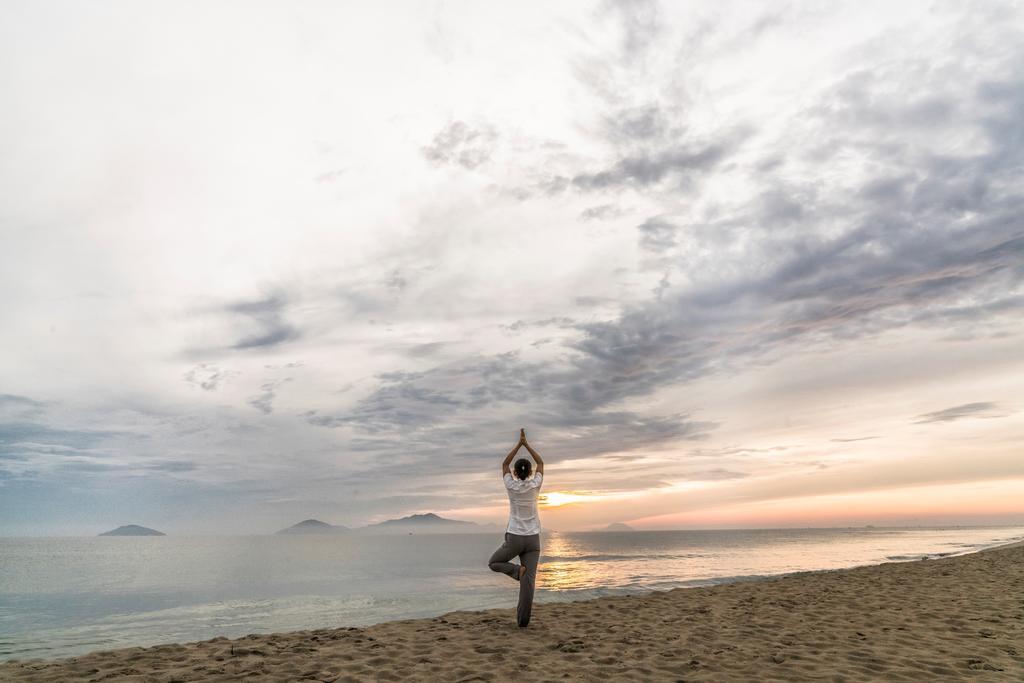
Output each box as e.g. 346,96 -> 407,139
540,491 -> 592,507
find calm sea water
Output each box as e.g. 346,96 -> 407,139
1,526 -> 1022,661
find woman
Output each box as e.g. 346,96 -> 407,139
487,428 -> 545,627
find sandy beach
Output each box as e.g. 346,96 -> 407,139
3,541 -> 1021,682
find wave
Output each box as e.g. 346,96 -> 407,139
885,536 -> 1023,563
885,551 -> 958,561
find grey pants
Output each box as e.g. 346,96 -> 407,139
488,531 -> 541,627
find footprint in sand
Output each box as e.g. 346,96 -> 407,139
966,657 -> 1003,671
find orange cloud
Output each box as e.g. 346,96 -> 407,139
630,478 -> 1024,529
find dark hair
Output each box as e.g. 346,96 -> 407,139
514,458 -> 532,480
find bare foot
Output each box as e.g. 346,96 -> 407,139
518,565 -> 527,580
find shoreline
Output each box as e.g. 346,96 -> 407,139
3,539 -> 1022,681
3,531 -> 1019,662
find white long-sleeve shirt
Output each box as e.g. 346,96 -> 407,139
503,471 -> 543,535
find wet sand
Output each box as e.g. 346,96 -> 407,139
3,541 -> 1022,681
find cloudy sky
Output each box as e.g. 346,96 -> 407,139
2,0 -> 1022,535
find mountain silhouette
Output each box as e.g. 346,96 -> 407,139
99,524 -> 165,536
276,519 -> 350,535
276,513 -> 499,535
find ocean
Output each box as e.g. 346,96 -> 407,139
1,526 -> 1021,661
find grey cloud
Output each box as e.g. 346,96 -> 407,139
0,394 -> 48,419
334,282 -> 406,318
605,0 -> 662,64
687,445 -> 792,458
0,422 -> 120,449
406,342 -> 446,358
575,296 -> 615,307
815,68 -> 958,131
306,350 -> 717,468
908,294 -> 1024,329
0,422 -> 129,482
637,216 -> 678,252
914,402 -> 1003,424
570,140 -> 735,192
543,4 -> 751,200
302,41 -> 1024,503
55,459 -> 123,473
518,14 -> 747,200
306,372 -> 466,434
597,103 -> 679,151
831,436 -> 880,443
500,317 -> 575,333
2,442 -> 88,456
550,473 -> 676,495
548,46 -> 1024,412
517,106 -> 749,201
747,9 -> 786,38
385,270 -> 407,291
651,271 -> 671,301
373,341 -> 449,358
560,219 -> 1018,413
579,203 -> 626,221
858,176 -> 910,205
611,104 -> 668,141
757,189 -> 806,226
327,421 -> 695,502
248,378 -> 293,415
145,460 -> 198,473
0,394 -> 47,409
755,156 -> 785,173
51,456 -> 197,476
421,120 -> 496,170
226,293 -> 301,350
534,407 -> 716,458
302,411 -> 349,429
183,363 -> 235,391
526,175 -> 569,197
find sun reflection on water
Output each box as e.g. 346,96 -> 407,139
538,532 -> 603,591
530,527 -> 1024,597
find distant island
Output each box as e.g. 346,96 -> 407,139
362,512 -> 479,535
604,522 -> 635,531
276,519 -> 350,535
277,513 -> 499,536
99,524 -> 165,536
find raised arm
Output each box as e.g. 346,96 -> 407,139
501,430 -> 526,475
521,434 -> 544,475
